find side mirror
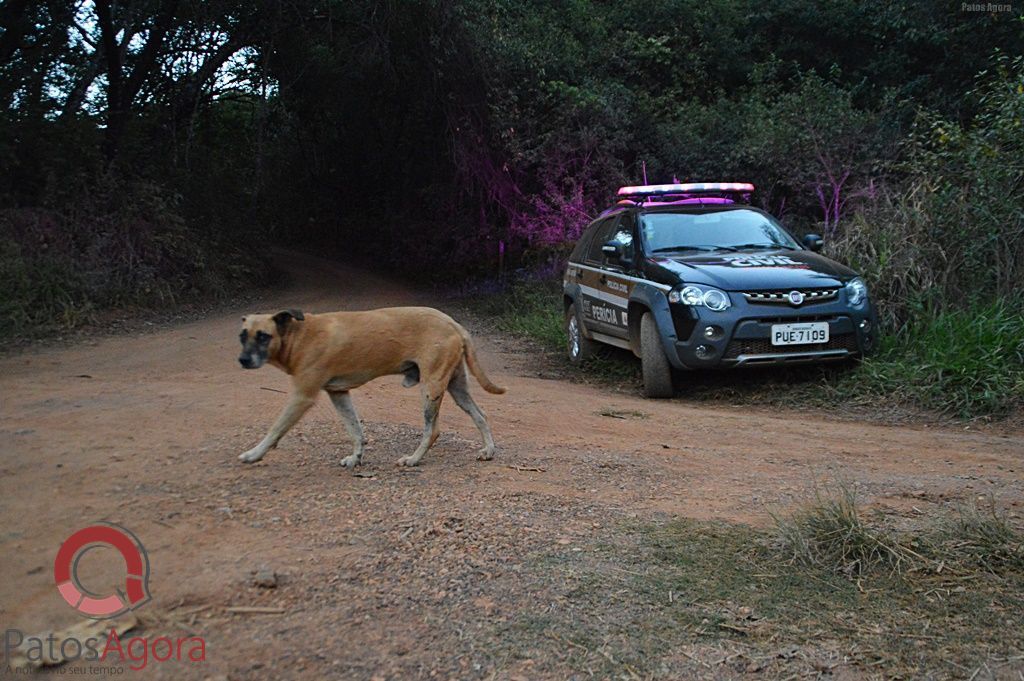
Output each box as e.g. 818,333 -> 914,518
602,241 -> 631,265
803,234 -> 824,252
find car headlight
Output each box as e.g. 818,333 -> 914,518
845,277 -> 868,307
668,285 -> 731,311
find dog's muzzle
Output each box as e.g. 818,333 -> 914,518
239,354 -> 262,369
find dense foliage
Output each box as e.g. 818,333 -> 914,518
1,1 -> 1021,412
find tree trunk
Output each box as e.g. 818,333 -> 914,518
95,0 -> 178,163
61,58 -> 101,119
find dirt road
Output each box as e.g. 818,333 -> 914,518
1,252 -> 1021,679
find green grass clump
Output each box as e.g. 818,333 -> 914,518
851,301 -> 1024,417
495,280 -> 566,350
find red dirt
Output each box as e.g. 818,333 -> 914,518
1,251 -> 1021,679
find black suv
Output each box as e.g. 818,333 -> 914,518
563,182 -> 879,397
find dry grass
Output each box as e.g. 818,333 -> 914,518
937,502 -> 1024,574
772,484 -> 1024,579
490,489 -> 1024,678
771,483 -> 919,576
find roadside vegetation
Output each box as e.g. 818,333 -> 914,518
491,487 -> 1024,678
3,2 -> 1022,351
0,178 -> 268,336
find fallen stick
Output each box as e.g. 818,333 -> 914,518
225,606 -> 287,614
716,622 -> 749,635
507,465 -> 546,472
259,386 -> 287,394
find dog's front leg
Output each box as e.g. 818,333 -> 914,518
239,391 -> 316,463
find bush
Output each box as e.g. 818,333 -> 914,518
852,302 -> 1024,417
828,55 -> 1024,327
0,177 -> 268,337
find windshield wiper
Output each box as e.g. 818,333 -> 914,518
652,245 -> 737,253
730,243 -> 796,251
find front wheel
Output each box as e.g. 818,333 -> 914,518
640,312 -> 675,398
566,303 -> 597,365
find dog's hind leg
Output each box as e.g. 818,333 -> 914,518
447,365 -> 496,461
396,389 -> 443,467
327,390 -> 366,469
239,389 -> 317,463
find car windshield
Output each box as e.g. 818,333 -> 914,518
640,209 -> 800,254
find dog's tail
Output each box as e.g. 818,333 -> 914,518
458,326 -> 507,394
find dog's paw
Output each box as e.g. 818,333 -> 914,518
238,448 -> 265,463
476,447 -> 495,461
340,454 -> 361,469
396,456 -> 420,467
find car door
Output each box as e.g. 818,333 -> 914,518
594,213 -> 637,339
580,214 -> 632,337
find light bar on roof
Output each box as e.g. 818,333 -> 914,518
617,182 -> 755,197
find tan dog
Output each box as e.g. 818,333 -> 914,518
237,307 -> 505,468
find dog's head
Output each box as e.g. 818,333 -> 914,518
238,309 -> 304,369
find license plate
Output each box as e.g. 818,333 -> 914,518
771,322 -> 829,346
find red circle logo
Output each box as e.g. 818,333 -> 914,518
53,523 -> 151,619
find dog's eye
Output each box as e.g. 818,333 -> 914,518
239,330 -> 248,343
255,331 -> 270,342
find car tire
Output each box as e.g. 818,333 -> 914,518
566,303 -> 597,365
640,311 -> 675,398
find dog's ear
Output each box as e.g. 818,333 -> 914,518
272,309 -> 304,330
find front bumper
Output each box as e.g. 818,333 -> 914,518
664,293 -> 879,370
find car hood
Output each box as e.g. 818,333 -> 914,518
648,249 -> 858,290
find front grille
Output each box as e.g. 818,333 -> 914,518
743,288 -> 838,305
723,332 -> 858,359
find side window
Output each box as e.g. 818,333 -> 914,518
585,217 -> 619,264
570,220 -> 601,263
608,214 -> 635,264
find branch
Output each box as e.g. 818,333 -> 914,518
121,1 -> 180,109
93,0 -> 122,108
71,20 -> 98,50
173,32 -> 248,120
60,55 -> 102,118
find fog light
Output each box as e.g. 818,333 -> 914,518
703,325 -> 724,340
859,319 -> 872,332
695,344 -> 715,359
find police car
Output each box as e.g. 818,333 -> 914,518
563,182 -> 879,397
